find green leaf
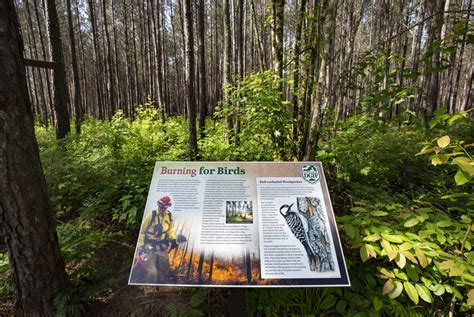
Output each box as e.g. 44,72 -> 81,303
360,245 -> 370,262
383,234 -> 404,243
437,135 -> 450,148
467,289 -> 474,306
345,224 -> 356,239
432,284 -> 445,296
404,218 -> 419,227
449,263 -> 465,277
381,240 -> 398,261
336,300 -> 347,313
437,220 -> 453,228
439,260 -> 455,271
454,170 -> 471,185
383,279 -> 395,294
436,233 -> 446,244
431,154 -> 444,166
415,248 -> 428,268
416,284 -> 433,303
360,166 -> 371,175
351,207 -> 368,213
379,268 -> 395,279
320,295 -> 337,310
373,297 -> 383,311
366,244 -> 377,258
388,281 -> 404,299
395,253 -> 406,269
394,270 -> 409,281
453,157 -> 474,176
448,114 -> 464,125
401,250 -> 418,264
404,282 -> 419,304
372,210 -> 388,217
399,242 -> 413,251
364,234 -> 381,242
406,265 -> 419,282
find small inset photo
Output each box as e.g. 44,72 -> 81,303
225,201 -> 253,224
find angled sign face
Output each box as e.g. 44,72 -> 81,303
129,162 -> 350,288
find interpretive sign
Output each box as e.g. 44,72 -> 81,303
128,162 -> 350,287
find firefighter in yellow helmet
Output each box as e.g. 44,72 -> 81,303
133,196 -> 178,283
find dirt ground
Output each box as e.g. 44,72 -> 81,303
0,229 -> 231,317
84,238 -> 230,316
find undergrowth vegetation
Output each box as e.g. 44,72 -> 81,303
1,101 -> 472,315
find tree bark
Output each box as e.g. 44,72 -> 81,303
25,0 -> 48,126
102,0 -> 115,116
234,0 -> 244,147
198,0 -> 207,137
223,0 -> 233,138
123,0 -> 131,115
66,0 -> 82,134
250,0 -> 265,72
291,0 -> 307,143
152,0 -> 165,122
33,0 -> 53,122
88,0 -> 105,119
272,0 -> 284,93
183,0 -> 198,160
299,0 -> 321,159
0,1 -> 65,315
75,0 -> 88,118
131,3 -> 140,113
111,5 -> 122,112
46,0 -> 71,139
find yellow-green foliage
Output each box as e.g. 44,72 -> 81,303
32,106 -> 474,315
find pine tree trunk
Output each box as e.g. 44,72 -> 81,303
452,0 -> 472,112
123,0 -> 131,114
183,0 -> 198,160
223,0 -> 233,138
160,3 -> 170,115
171,1 -> 182,115
75,0 -> 88,118
461,65 -> 473,111
0,1 -> 65,315
46,0 -> 71,139
234,0 -> 244,147
272,0 -> 284,92
25,0 -> 48,126
112,6 -> 122,112
66,0 -> 82,134
198,0 -> 207,137
291,0 -> 307,142
88,0 -> 105,119
299,1 -> 320,159
152,0 -> 166,122
250,0 -> 265,72
33,0 -> 53,123
131,4 -> 140,113
102,0 -> 115,116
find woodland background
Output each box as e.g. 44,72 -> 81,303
0,0 -> 473,315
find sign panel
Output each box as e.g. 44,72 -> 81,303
128,162 -> 350,287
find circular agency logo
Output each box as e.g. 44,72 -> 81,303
301,164 -> 320,184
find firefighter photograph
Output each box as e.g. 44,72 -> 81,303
130,196 -> 178,284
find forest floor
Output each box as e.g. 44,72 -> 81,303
0,227 -> 230,316
84,228 -> 228,316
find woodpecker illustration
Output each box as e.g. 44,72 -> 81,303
280,203 -> 319,270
